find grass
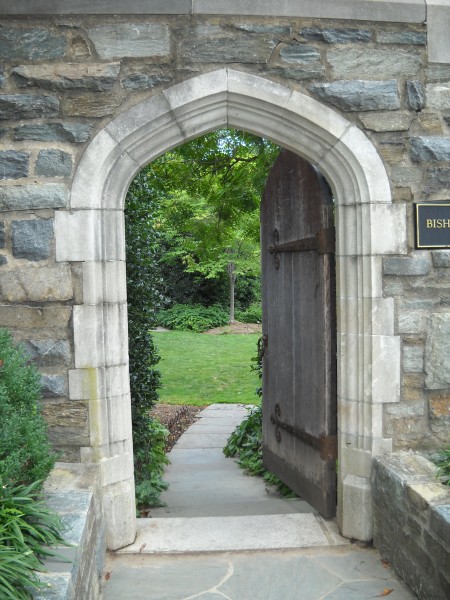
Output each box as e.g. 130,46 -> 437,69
152,331 -> 260,406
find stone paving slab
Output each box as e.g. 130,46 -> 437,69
119,513 -> 335,554
105,547 -> 417,600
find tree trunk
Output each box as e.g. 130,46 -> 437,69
228,261 -> 236,323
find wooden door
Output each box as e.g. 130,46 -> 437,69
261,149 -> 337,518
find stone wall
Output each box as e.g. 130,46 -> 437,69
373,453 -> 450,600
35,463 -> 106,600
0,11 -> 448,456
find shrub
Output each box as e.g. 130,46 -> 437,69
0,480 -> 67,599
235,302 -> 262,324
156,303 -> 229,332
0,329 -> 56,488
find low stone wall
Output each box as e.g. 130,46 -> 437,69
32,463 -> 106,600
373,453 -> 450,600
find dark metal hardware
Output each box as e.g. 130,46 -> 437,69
270,403 -> 337,460
257,333 -> 268,360
268,227 -> 335,269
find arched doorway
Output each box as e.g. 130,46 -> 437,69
55,69 -> 406,549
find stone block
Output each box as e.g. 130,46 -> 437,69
429,391 -> 450,420
0,184 -> 68,211
0,221 -> 4,248
407,80 -> 425,111
0,150 -> 29,179
43,401 -> 89,446
390,165 -> 423,186
0,305 -> 71,334
426,82 -> 450,111
0,256 -> 7,266
82,261 -> 127,305
432,250 -> 450,268
341,474 -> 372,540
327,48 -> 422,79
407,482 -> 448,511
88,23 -> 170,59
299,27 -> 372,43
23,339 -> 70,367
418,111 -> 444,134
102,479 -> 136,550
279,44 -> 320,63
383,254 -> 432,276
425,313 -> 450,389
12,62 -> 120,91
14,122 -> 92,143
179,25 -> 276,63
425,167 -> 450,193
309,80 -> 400,112
61,94 -> 121,117
428,0 -> 450,64
359,111 -> 411,132
403,345 -> 424,373
430,505 -> 450,546
12,218 -> 53,261
266,66 -> 325,81
0,69 -> 5,88
41,374 -> 67,397
398,310 -> 423,334
35,149 -> 72,178
372,335 -> 401,404
55,209 -> 125,261
377,30 -> 426,45
121,71 -> 173,91
0,27 -> 66,60
0,94 -> 59,120
411,136 -> 450,162
234,24 -> 290,35
0,264 -> 73,302
386,401 -> 425,418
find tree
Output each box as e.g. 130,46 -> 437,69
147,129 -> 279,321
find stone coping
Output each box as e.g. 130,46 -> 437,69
0,0 -> 428,21
372,452 -> 450,600
32,463 -> 105,600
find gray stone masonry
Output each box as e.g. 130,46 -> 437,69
0,9 -> 447,463
36,149 -> 72,178
373,453 -> 450,600
12,219 -> 54,261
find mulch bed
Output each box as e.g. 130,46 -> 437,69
149,403 -> 204,452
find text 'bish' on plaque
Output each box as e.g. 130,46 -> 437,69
415,202 -> 450,249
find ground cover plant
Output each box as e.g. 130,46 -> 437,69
222,340 -> 295,496
153,331 -> 260,406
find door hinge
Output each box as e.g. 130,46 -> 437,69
268,227 -> 335,269
270,403 -> 337,460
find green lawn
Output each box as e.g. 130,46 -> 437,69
152,331 -> 260,406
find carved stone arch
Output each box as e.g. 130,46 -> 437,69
55,69 -> 406,549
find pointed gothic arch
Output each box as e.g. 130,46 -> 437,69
55,69 -> 406,549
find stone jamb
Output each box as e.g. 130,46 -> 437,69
55,69 -> 406,549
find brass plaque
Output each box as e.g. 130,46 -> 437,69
415,202 -> 450,249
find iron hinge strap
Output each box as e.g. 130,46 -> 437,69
268,227 -> 335,256
270,403 -> 337,461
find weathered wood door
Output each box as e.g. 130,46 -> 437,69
261,149 -> 337,518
